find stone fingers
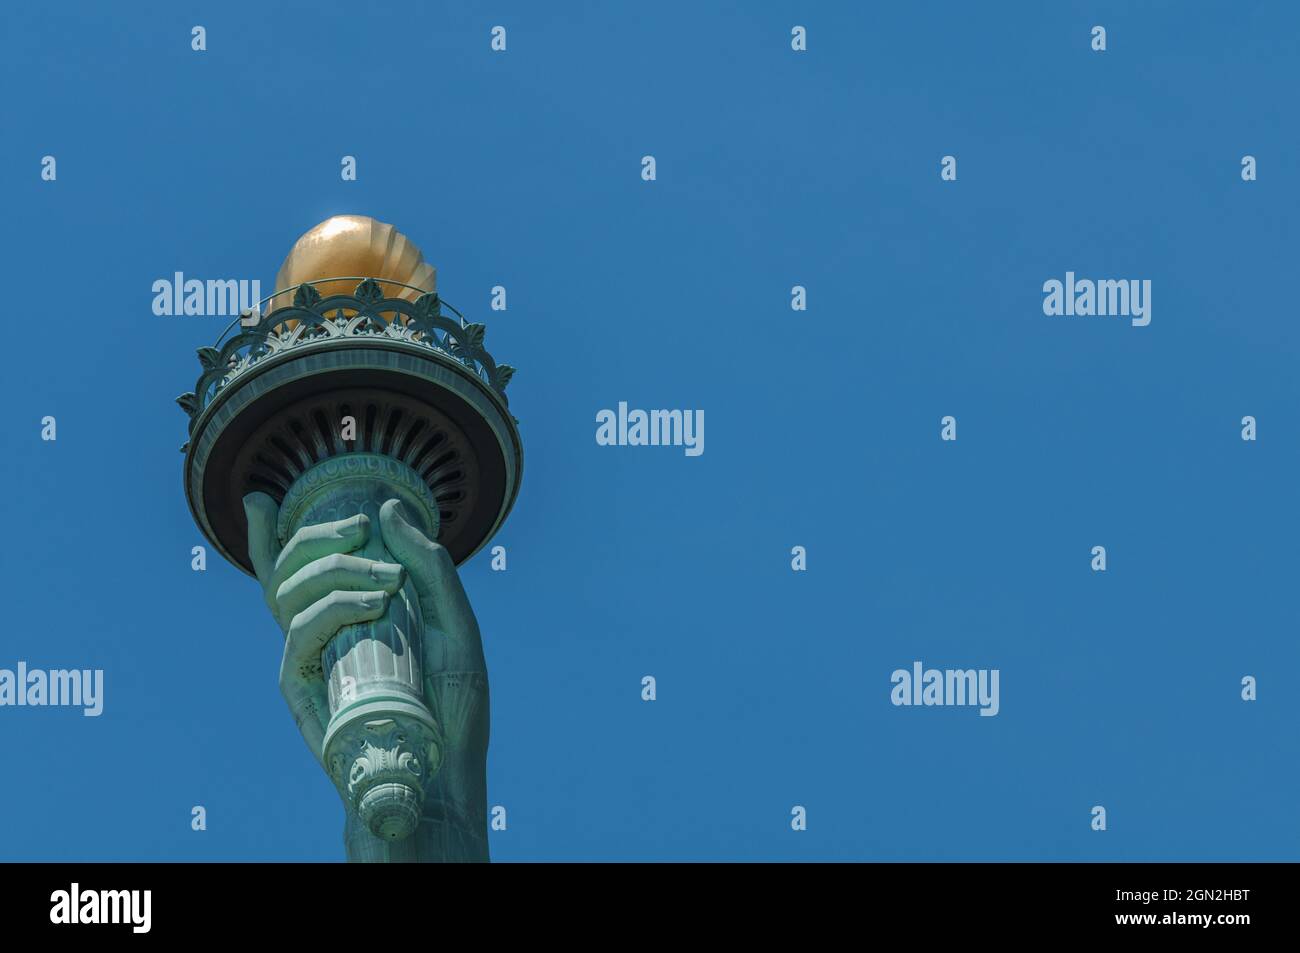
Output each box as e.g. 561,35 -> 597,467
268,513 -> 372,604
275,553 -> 405,623
281,589 -> 390,690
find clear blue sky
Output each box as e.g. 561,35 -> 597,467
3,0 -> 1298,860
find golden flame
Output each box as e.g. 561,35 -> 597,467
273,215 -> 436,310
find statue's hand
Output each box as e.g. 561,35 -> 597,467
242,491 -> 407,764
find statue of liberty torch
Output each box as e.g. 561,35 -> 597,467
178,215 -> 522,861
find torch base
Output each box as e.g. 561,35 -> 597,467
323,698 -> 442,842
359,783 -> 423,840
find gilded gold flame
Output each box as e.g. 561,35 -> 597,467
273,215 -> 436,310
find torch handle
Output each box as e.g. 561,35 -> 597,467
276,454 -> 445,839
320,504 -> 428,719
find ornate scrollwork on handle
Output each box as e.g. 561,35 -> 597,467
326,715 -> 443,841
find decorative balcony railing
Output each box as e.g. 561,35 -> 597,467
177,277 -> 516,443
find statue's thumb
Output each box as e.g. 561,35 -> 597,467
380,498 -> 441,604
242,491 -> 281,584
380,498 -> 476,639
